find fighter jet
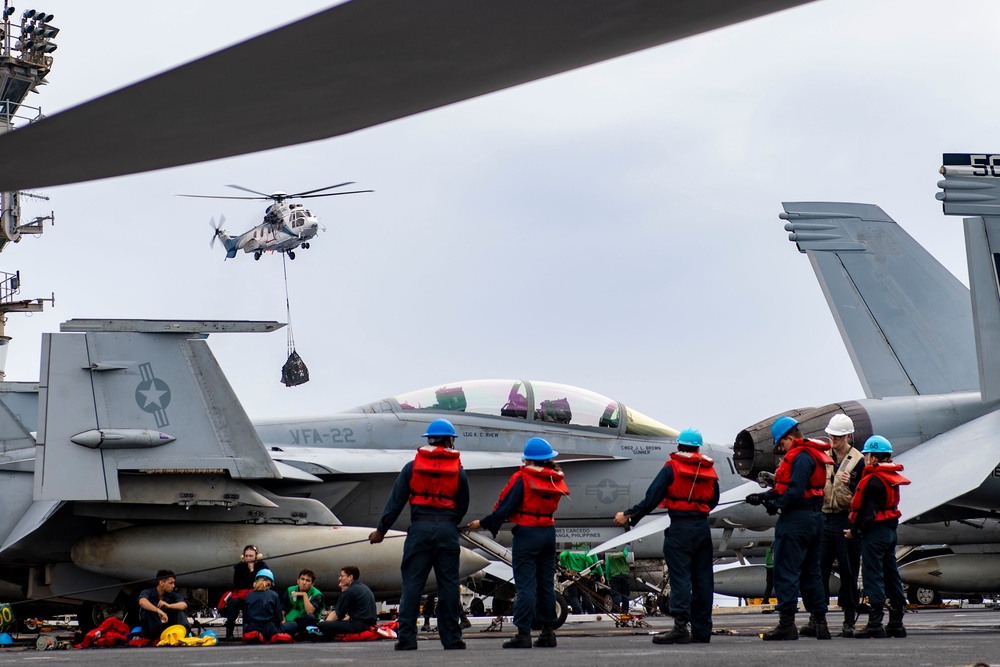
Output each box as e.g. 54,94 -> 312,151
732,153 -> 1000,598
0,319 -> 489,629
253,378 -> 767,553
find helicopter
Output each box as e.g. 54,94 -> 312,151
180,182 -> 372,261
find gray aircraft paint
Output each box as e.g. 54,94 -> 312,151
0,320 -> 492,603
733,157 -> 1000,594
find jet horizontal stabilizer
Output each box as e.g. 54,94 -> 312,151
895,409 -> 1000,523
588,480 -> 760,556
0,499 -> 63,553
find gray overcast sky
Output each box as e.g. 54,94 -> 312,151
2,0 -> 990,446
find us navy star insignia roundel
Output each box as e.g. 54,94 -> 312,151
135,362 -> 171,427
586,478 -> 628,504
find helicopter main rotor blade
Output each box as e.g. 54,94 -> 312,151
225,184 -> 275,199
289,182 -> 355,198
297,189 -> 374,199
179,194 -> 267,200
0,0 -> 814,192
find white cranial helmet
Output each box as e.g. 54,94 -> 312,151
824,413 -> 854,436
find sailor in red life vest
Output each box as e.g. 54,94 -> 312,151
368,418 -> 470,651
614,428 -> 719,645
843,435 -> 910,639
745,416 -> 834,641
468,437 -> 569,649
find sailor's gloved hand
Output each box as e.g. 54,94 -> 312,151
757,471 -> 776,489
763,500 -> 779,516
745,493 -> 765,506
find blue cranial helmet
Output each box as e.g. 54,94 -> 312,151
422,419 -> 456,438
677,428 -> 703,447
770,416 -> 798,444
861,435 -> 892,454
523,437 -> 558,461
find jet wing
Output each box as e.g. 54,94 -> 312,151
482,561 -> 515,583
895,410 -> 1000,523
271,447 -> 525,475
588,480 -> 760,555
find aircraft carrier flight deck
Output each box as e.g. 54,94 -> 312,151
3,606 -> 998,666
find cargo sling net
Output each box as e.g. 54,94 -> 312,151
280,253 -> 309,387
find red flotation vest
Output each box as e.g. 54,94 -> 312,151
495,465 -> 570,527
849,463 -> 910,523
409,445 -> 461,509
657,451 -> 718,514
773,439 -> 834,499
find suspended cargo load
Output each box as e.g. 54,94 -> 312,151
281,349 -> 309,387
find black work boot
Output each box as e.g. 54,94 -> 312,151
533,627 -> 557,648
885,608 -> 907,638
813,613 -> 832,640
798,615 -> 816,637
652,620 -> 691,645
854,607 -> 886,638
762,613 -> 798,641
503,632 -> 533,649
840,609 -> 856,637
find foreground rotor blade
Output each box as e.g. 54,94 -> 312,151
290,182 -> 355,198
225,184 -> 274,198
179,194 -> 264,200
0,0 -> 815,191
298,189 -> 373,199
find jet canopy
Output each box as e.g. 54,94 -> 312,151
386,379 -> 677,438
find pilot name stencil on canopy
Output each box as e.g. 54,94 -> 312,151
620,444 -> 663,455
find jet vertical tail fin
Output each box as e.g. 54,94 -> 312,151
938,153 -> 1000,404
781,202 -> 977,398
35,319 -> 285,502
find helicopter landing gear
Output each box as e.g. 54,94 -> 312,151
288,251 -> 296,260
302,242 -> 310,249
254,251 -> 262,261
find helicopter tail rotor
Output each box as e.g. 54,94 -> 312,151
209,215 -> 226,248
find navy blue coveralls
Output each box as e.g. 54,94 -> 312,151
762,454 -> 828,619
316,580 -> 378,639
849,476 -> 906,612
624,465 -> 720,642
479,479 -> 558,635
376,459 -> 470,649
243,588 -> 283,640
